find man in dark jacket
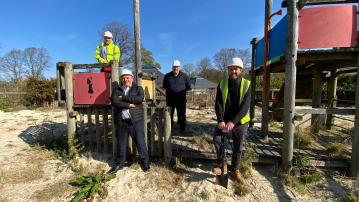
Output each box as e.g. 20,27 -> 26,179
110,69 -> 149,173
163,60 -> 191,131
213,57 -> 251,185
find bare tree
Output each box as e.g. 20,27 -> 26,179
213,48 -> 239,78
238,48 -> 251,68
182,63 -> 197,78
23,47 -> 50,78
197,57 -> 213,73
99,21 -> 134,65
0,49 -> 24,82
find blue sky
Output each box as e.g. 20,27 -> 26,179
0,0 -> 283,77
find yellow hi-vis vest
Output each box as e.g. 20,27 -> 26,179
95,42 -> 120,63
219,78 -> 251,125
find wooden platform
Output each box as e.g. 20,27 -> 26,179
172,128 -> 349,168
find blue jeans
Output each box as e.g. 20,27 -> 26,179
213,123 -> 248,170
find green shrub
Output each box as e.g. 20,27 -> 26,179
23,77 -> 56,107
0,96 -> 10,110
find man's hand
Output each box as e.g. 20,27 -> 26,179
118,96 -> 122,100
129,104 -> 136,108
226,121 -> 235,131
218,121 -> 226,130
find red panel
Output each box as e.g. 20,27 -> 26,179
73,72 -> 110,105
299,5 -> 357,49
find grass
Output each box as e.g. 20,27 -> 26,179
240,143 -> 258,178
233,182 -> 252,196
137,164 -> 186,192
191,135 -> 213,151
326,142 -> 346,157
294,127 -> 315,147
31,180 -> 76,202
344,192 -> 359,202
199,190 -> 211,200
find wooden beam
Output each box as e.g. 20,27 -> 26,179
295,107 -> 355,115
262,0 -> 273,140
351,54 -> 359,178
133,0 -> 142,86
111,61 -> 120,158
64,62 -> 76,154
72,63 -> 109,69
250,38 -> 259,128
282,0 -> 299,170
326,69 -> 338,129
311,66 -> 322,134
163,107 -> 172,164
282,0 -> 357,8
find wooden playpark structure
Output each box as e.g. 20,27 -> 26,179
249,0 -> 359,177
55,0 -> 358,178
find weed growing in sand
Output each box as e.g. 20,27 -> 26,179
70,171 -> 116,202
344,192 -> 359,202
240,143 -> 258,178
326,143 -> 346,157
294,127 -> 315,147
199,190 -> 210,200
280,154 -> 322,194
233,182 -> 252,196
0,97 -> 10,111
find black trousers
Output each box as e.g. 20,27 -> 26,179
213,123 -> 249,171
117,119 -> 149,166
167,99 -> 186,130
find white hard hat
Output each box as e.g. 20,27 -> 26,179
172,60 -> 181,67
104,31 -> 113,38
227,57 -> 244,68
120,69 -> 133,77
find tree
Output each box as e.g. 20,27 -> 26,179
141,47 -> 161,68
197,57 -> 212,72
238,48 -> 251,68
213,48 -> 239,78
99,21 -> 134,65
0,49 -> 24,82
182,63 -> 197,78
23,47 -> 50,78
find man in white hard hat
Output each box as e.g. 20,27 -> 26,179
95,31 -> 120,69
212,57 -> 251,185
109,68 -> 150,173
163,60 -> 191,132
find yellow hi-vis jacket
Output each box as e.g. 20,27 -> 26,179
95,42 -> 120,63
219,78 -> 251,125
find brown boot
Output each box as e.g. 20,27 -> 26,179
230,169 -> 246,184
213,163 -> 227,175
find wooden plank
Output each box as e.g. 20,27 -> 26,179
282,0 -> 357,8
295,107 -> 355,115
282,0 -> 299,170
95,108 -> 101,153
150,107 -> 156,156
308,159 -> 348,168
163,107 -> 172,164
143,104 -> 148,150
103,109 -> 109,153
72,63 -> 109,69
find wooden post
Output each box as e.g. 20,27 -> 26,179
311,66 -> 322,134
250,38 -> 258,128
150,107 -> 156,156
56,63 -> 62,105
87,107 -> 93,151
79,108 -> 85,145
111,60 -> 120,158
262,0 -> 273,140
103,108 -> 109,153
157,110 -> 164,157
143,103 -> 148,150
326,69 -> 338,129
282,0 -> 299,170
163,106 -> 172,164
151,72 -> 157,103
64,62 -> 76,154
350,58 -> 359,178
133,0 -> 142,86
95,108 -> 101,153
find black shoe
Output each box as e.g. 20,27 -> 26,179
140,160 -> 150,172
108,164 -> 124,174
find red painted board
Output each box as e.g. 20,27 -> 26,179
73,72 -> 110,105
299,5 -> 357,49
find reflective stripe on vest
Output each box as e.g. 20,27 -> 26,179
219,78 -> 251,124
